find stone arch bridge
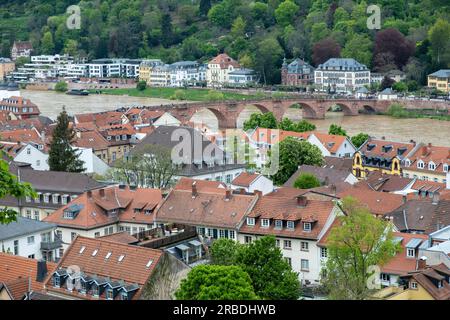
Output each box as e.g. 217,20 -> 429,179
145,98 -> 449,129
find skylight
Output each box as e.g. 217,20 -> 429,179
92,249 -> 98,256
105,252 -> 112,259
146,259 -> 153,268
118,255 -> 125,262
79,246 -> 85,254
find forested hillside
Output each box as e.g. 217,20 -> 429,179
0,0 -> 449,84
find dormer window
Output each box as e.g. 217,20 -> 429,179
444,164 -> 449,172
303,222 -> 312,232
275,220 -> 283,229
410,281 -> 418,289
247,217 -> 255,226
404,159 -> 411,167
53,274 -> 61,287
52,194 -> 59,204
261,219 -> 270,228
428,162 -> 436,170
121,292 -> 128,300
122,134 -> 127,140
406,248 -> 415,257
287,221 -> 295,230
106,288 -> 114,300
417,161 -> 425,169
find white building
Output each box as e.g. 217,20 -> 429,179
0,217 -> 61,261
378,88 -> 398,100
231,172 -> 274,195
152,112 -> 181,127
314,58 -> 371,93
169,61 -> 206,87
227,68 -> 259,87
206,53 -> 241,87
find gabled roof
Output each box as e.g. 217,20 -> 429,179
401,264 -> 450,300
358,138 -> 416,161
173,177 -> 226,192
0,253 -> 57,292
428,69 -> 450,78
45,236 -> 163,299
356,170 -> 413,192
44,186 -> 163,229
208,53 -> 240,69
284,165 -> 351,188
232,172 -> 261,187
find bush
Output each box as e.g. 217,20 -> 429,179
293,173 -> 321,189
387,103 -> 408,118
54,81 -> 68,92
205,90 -> 224,101
136,80 -> 147,91
170,89 -> 187,100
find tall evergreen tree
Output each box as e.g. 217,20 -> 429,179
48,108 -> 85,173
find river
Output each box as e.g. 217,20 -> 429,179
21,91 -> 450,147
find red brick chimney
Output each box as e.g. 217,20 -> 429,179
99,188 -> 105,198
225,189 -> 231,200
417,256 -> 427,270
87,190 -> 92,199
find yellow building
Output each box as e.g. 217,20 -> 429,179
139,59 -> 166,86
352,139 -> 418,179
373,264 -> 450,300
428,69 -> 450,93
0,58 -> 15,81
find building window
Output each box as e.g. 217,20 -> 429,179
301,259 -> 309,271
106,289 -> 114,300
410,281 -> 418,289
226,174 -> 233,184
301,241 -> 309,252
94,232 -> 100,238
26,210 -> 32,219
275,220 -> 283,229
71,232 -> 77,241
380,273 -> 390,282
283,240 -> 292,249
229,230 -> 235,240
285,257 -> 292,266
244,236 -> 252,244
247,217 -> 255,226
406,248 -> 415,257
303,222 -> 312,232
261,219 -> 270,228
287,221 -> 295,230
34,211 -> 39,220
219,229 -> 225,238
276,239 -> 280,248
53,275 -> 60,288
28,254 -> 35,259
320,247 -> 328,258
13,240 -> 19,255
27,236 -> 35,245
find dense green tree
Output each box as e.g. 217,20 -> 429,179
175,265 -> 257,300
321,197 -> 400,300
342,34 -> 373,67
136,80 -> 147,91
294,120 -> 316,132
0,154 -> 36,224
274,0 -> 299,27
392,81 -> 408,92
254,37 -> 284,84
199,0 -> 212,17
380,76 -> 395,90
235,236 -> 301,300
351,133 -> 369,149
41,31 -> 55,54
210,238 -> 241,265
328,124 -> 347,136
231,16 -> 246,38
243,112 -> 278,131
269,137 -> 323,185
48,109 -> 85,173
428,18 -> 450,68
293,172 -> 321,189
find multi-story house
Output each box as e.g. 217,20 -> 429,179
206,53 -> 241,88
126,125 -> 245,183
238,194 -> 343,285
402,143 -> 450,183
0,96 -> 40,119
43,185 -> 163,252
227,69 -> 258,87
169,61 -> 206,87
352,138 -> 419,179
0,217 -> 61,261
139,59 -> 164,85
155,181 -> 258,242
44,236 -> 187,300
314,58 -> 370,93
0,58 -> 15,81
281,58 -> 315,87
428,69 -> 450,93
247,128 -> 356,168
231,172 -> 274,195
149,64 -> 171,87
11,41 -> 33,61
0,162 -> 104,221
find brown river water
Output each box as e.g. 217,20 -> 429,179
22,91 -> 450,147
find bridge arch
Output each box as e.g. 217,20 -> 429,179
294,102 -> 318,119
330,103 -> 354,116
189,107 -> 229,129
361,105 -> 377,114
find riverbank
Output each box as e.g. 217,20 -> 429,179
88,87 -> 271,102
384,106 -> 450,121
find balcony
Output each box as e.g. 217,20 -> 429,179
40,238 -> 63,251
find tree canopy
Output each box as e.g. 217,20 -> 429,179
293,172 -> 321,189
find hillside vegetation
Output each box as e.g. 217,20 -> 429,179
0,0 -> 449,84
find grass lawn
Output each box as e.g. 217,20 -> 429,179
88,87 -> 270,102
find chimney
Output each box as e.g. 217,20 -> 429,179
35,260 -> 48,282
402,195 -> 407,204
421,145 -> 428,156
330,184 -> 337,196
324,176 -> 329,186
297,195 -> 308,207
254,190 -> 262,197
239,188 -> 246,194
417,256 -> 427,270
99,188 -> 105,198
191,181 -> 198,197
87,190 -> 92,199
225,189 -> 231,201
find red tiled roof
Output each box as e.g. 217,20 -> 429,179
406,144 -> 450,173
0,96 -> 40,116
73,130 -> 109,150
0,128 -> 42,144
45,236 -> 163,300
359,138 -> 416,160
44,186 -> 162,229
240,196 -> 337,240
98,231 -> 139,244
155,189 -> 257,229
313,132 -> 348,154
338,186 -> 405,216
209,53 -> 241,69
75,111 -> 123,127
0,253 -> 57,292
173,177 -> 226,193
231,172 -> 260,187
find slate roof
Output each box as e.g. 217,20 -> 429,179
0,217 -> 56,241
284,165 -> 351,188
317,58 -> 369,71
429,69 -> 450,78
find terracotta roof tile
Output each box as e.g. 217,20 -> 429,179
232,172 -> 260,187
